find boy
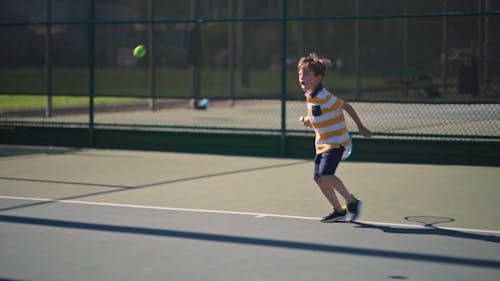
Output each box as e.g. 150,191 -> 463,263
298,53 -> 372,223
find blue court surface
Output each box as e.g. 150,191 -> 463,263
0,145 -> 499,281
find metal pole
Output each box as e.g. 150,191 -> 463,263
280,0 -> 287,157
298,0 -> 304,56
483,0 -> 490,91
354,0 -> 360,99
402,0 -> 408,97
190,0 -> 201,107
88,0 -> 95,146
402,0 -> 408,67
227,0 -> 235,107
237,0 -> 249,86
44,0 -> 52,117
441,0 -> 448,96
148,0 -> 156,110
476,0 -> 482,97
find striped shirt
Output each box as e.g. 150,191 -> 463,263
306,84 -> 351,154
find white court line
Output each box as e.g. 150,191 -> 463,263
1,195 -> 500,235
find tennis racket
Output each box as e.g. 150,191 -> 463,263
341,135 -> 353,160
405,216 -> 455,227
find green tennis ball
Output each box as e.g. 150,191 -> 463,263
133,45 -> 146,58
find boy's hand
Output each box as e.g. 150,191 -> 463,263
299,116 -> 312,128
359,125 -> 372,138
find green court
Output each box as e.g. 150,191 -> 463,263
1,145 -> 499,280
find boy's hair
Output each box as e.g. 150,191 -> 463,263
297,53 -> 332,77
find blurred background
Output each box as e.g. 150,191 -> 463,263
1,0 -> 499,147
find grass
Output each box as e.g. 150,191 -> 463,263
0,95 -> 141,110
1,68 -> 395,110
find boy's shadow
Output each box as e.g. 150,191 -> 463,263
352,216 -> 500,243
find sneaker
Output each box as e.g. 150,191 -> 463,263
346,195 -> 362,222
321,208 -> 347,223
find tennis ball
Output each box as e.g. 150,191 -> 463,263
133,45 -> 146,58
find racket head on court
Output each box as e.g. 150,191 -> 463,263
404,216 -> 455,227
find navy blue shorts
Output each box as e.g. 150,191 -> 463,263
313,147 -> 345,181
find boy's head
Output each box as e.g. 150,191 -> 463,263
297,53 -> 332,77
297,53 -> 332,93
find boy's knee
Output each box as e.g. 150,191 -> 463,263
314,174 -> 324,184
314,175 -> 330,185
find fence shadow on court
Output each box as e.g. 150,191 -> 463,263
0,214 -> 498,269
0,145 -> 81,159
0,159 -> 309,212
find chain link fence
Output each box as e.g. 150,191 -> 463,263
1,0 -> 499,142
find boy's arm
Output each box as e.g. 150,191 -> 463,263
342,102 -> 372,137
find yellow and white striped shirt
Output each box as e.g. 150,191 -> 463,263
306,86 -> 351,154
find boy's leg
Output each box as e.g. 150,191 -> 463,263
315,175 -> 343,211
330,175 -> 361,221
313,149 -> 362,222
314,149 -> 354,207
315,176 -> 348,222
331,175 -> 354,203
330,175 -> 362,221
314,149 -> 351,222
314,150 -> 344,211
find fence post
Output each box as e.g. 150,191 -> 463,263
44,0 -> 53,118
88,0 -> 95,146
354,0 -> 361,99
441,0 -> 448,96
189,0 -> 201,107
227,0 -> 235,106
483,0 -> 490,92
280,0 -> 287,157
148,0 -> 156,111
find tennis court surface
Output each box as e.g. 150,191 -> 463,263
1,145 -> 499,281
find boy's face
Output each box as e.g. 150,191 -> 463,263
298,68 -> 322,94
